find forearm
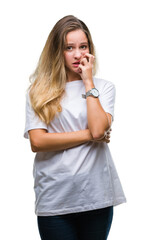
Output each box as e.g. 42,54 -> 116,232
29,129 -> 93,152
78,53 -> 112,139
85,82 -> 110,139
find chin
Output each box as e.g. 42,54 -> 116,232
73,67 -> 81,74
66,67 -> 81,79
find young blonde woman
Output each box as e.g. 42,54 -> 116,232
24,15 -> 126,240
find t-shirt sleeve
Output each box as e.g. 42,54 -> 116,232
99,81 -> 116,121
24,92 -> 48,139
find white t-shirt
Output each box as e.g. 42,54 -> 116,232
24,77 -> 126,216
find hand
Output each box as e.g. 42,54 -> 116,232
78,53 -> 95,84
91,128 -> 112,144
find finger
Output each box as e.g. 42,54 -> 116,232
106,133 -> 111,137
105,136 -> 110,141
106,128 -> 112,133
105,134 -> 111,140
77,67 -> 82,74
84,53 -> 94,58
105,137 -> 110,143
80,57 -> 88,66
84,53 -> 95,64
78,63 -> 84,72
106,129 -> 111,135
108,127 -> 112,132
105,131 -> 110,137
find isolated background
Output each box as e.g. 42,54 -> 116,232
0,0 -> 150,239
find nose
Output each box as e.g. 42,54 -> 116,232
74,48 -> 82,59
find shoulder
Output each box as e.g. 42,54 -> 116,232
93,77 -> 116,93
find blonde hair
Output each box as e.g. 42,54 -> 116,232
29,15 -> 97,124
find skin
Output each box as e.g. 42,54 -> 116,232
64,29 -> 90,82
29,29 -> 112,152
64,30 -> 112,139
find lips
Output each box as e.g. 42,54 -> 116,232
72,61 -> 80,67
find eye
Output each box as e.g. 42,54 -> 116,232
66,46 -> 73,51
80,45 -> 88,50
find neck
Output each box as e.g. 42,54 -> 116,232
66,70 -> 82,82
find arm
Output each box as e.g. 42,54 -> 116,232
25,90 -> 111,153
29,127 -> 111,153
29,128 -> 93,152
85,82 -> 112,139
78,53 -> 112,139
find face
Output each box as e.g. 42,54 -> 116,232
64,29 -> 90,79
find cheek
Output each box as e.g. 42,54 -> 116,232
82,48 -> 90,55
86,48 -> 90,54
64,53 -> 71,65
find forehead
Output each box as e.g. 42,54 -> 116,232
66,29 -> 88,44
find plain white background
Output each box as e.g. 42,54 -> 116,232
0,0 -> 150,239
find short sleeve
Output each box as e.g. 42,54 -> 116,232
99,81 -> 116,121
24,92 -> 48,139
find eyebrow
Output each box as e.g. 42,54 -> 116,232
66,42 -> 88,45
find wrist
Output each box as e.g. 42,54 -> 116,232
84,80 -> 95,92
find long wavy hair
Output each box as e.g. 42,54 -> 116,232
29,15 -> 97,124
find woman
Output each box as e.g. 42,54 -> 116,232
24,15 -> 126,240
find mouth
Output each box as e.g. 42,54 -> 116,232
72,61 -> 80,67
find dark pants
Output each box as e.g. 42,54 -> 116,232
37,206 -> 113,240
